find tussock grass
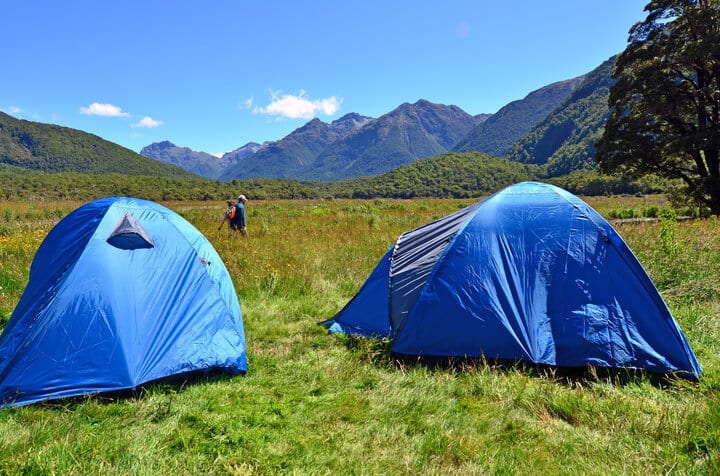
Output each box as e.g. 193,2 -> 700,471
0,197 -> 719,474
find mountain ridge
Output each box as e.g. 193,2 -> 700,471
506,56 -> 616,176
453,76 -> 586,157
1,56 -> 617,184
299,100 -> 484,180
218,113 -> 374,180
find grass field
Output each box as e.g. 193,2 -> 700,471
1,196 -> 719,474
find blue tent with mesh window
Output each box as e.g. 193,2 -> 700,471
323,182 -> 701,378
0,197 -> 247,407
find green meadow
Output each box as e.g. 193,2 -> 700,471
1,196 -> 719,474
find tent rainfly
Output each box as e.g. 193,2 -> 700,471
323,181 -> 702,378
0,197 -> 247,407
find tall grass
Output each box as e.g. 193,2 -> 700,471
0,197 -> 719,474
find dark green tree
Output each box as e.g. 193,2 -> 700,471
596,0 -> 720,213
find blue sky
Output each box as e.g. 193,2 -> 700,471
3,1 -> 647,156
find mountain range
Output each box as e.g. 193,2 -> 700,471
1,55 -> 617,185
453,76 -> 586,157
140,141 -> 262,180
219,112 -> 374,180
506,56 -> 616,176
142,57 -> 612,181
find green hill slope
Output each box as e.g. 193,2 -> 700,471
324,152 -> 538,198
505,56 -> 616,176
453,76 -> 584,157
0,112 -> 195,178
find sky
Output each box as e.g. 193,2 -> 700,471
2,1 -> 648,157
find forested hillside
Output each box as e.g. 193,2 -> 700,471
506,57 -> 616,176
453,76 -> 584,157
322,152 -> 536,198
0,112 -> 194,178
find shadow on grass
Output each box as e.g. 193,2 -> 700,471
337,333 -> 698,389
31,368 -> 243,411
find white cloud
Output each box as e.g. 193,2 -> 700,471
1,106 -> 23,115
80,102 -> 131,117
132,116 -> 163,128
1,106 -> 40,120
253,90 -> 341,119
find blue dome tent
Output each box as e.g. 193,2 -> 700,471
0,197 -> 247,407
324,182 -> 701,378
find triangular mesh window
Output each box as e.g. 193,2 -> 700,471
106,211 -> 154,250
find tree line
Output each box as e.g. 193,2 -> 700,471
0,153 -> 663,203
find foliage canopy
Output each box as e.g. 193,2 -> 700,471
596,0 -> 720,214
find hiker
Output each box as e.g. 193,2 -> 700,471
233,194 -> 248,237
218,200 -> 237,231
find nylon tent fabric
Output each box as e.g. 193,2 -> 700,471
389,200 -> 483,339
324,182 -> 702,379
324,246 -> 394,338
0,197 -> 247,407
323,203 -> 483,339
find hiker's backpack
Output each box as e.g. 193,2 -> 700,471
227,207 -> 236,220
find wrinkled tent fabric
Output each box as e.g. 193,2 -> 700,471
324,181 -> 702,378
0,197 -> 247,407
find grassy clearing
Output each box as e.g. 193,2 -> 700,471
0,196 -> 719,474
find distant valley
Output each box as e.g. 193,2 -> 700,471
141,56 -> 613,182
1,55 -> 617,187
